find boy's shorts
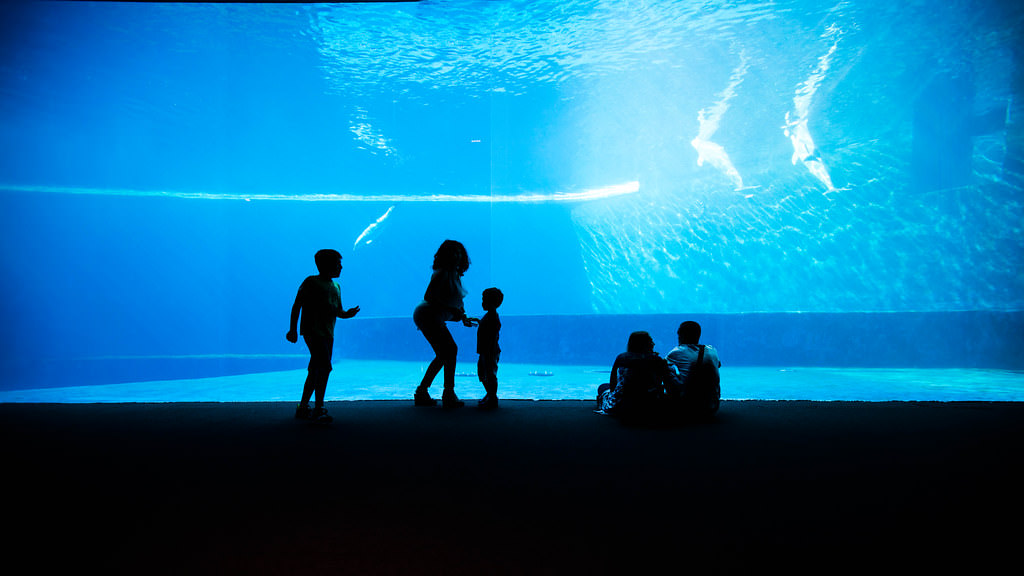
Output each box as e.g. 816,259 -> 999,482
478,353 -> 498,383
304,335 -> 334,373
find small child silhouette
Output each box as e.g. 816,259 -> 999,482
286,249 -> 360,423
476,287 -> 503,409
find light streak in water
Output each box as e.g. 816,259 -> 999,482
349,106 -> 397,157
0,181 -> 640,203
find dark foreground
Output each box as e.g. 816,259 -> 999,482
4,400 -> 1023,574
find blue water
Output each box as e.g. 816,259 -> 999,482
2,360 -> 1022,403
1,1 -> 1022,401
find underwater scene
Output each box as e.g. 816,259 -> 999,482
1,0 -> 1022,401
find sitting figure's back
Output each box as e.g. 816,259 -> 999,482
666,321 -> 721,419
597,331 -> 671,420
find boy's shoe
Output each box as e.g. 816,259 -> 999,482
311,406 -> 334,424
295,403 -> 312,420
441,391 -> 464,409
414,387 -> 437,407
477,395 -> 499,410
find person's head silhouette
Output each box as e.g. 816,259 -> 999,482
677,321 -> 701,345
627,331 -> 655,354
314,249 -> 342,278
482,287 -> 503,311
433,240 -> 470,275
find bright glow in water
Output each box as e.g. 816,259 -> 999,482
0,181 -> 641,203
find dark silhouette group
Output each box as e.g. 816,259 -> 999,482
597,322 -> 721,422
287,240 -> 719,424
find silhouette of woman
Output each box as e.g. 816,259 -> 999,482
596,331 -> 672,420
413,240 -> 477,408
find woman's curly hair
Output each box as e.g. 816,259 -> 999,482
432,239 -> 470,274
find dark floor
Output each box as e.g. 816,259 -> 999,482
4,400 -> 1023,574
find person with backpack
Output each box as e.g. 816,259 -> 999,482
666,321 -> 721,419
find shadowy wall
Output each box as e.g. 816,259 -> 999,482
2,311 -> 1021,391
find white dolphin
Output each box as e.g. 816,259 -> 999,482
353,205 -> 395,250
691,53 -> 749,190
784,28 -> 840,192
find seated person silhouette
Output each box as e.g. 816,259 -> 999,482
596,331 -> 673,421
665,321 -> 721,419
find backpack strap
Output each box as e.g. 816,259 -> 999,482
696,345 -> 705,367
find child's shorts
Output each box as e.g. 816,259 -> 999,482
303,335 -> 334,373
478,353 -> 498,383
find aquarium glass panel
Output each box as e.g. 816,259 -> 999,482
1,1 -> 1022,394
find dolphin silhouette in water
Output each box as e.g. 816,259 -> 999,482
785,27 -> 840,192
691,53 -> 748,190
784,111 -> 835,191
692,132 -> 744,189
353,205 -> 395,250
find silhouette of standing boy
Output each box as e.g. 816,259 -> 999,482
287,249 -> 360,423
477,287 -> 503,409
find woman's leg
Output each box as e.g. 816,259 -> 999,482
415,323 -> 457,408
414,305 -> 444,392
420,356 -> 443,389
422,323 -> 457,391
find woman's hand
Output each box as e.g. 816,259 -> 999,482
463,316 -> 478,327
